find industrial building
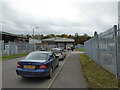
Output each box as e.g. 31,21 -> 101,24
0,31 -> 29,43
42,37 -> 75,49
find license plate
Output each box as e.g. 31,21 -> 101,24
24,65 -> 35,69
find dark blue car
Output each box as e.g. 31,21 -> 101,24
16,51 -> 59,79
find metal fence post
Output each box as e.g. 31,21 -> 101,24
117,26 -> 120,87
8,41 -> 11,55
114,25 -> 118,79
96,34 -> 100,65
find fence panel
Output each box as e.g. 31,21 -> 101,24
98,28 -> 116,75
117,28 -> 120,79
0,41 -> 58,56
84,25 -> 119,78
91,35 -> 99,64
16,43 -> 34,54
75,44 -> 84,50
84,40 -> 91,57
1,42 -> 35,56
0,40 -> 4,56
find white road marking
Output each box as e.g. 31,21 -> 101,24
47,55 -> 68,88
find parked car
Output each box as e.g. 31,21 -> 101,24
51,48 -> 66,60
16,51 -> 59,79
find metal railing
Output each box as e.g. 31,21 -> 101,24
84,25 -> 120,79
0,41 -> 57,56
75,44 -> 84,50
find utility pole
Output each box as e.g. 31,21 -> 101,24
33,27 -> 38,51
33,28 -> 35,50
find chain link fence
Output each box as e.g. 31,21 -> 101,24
0,41 -> 34,56
84,25 -> 120,79
75,44 -> 84,50
117,26 -> 120,79
0,41 -> 58,56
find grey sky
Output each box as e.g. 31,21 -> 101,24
0,0 -> 119,36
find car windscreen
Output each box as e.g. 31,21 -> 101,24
25,53 -> 48,60
52,50 -> 61,53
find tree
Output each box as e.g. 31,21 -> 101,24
20,33 -> 91,44
60,34 -> 68,37
26,34 -> 32,38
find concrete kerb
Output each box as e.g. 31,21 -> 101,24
47,53 -> 70,88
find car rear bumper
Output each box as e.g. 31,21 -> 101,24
58,55 -> 64,60
16,68 -> 50,77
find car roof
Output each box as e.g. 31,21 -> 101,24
52,48 -> 62,50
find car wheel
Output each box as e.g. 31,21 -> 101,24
47,68 -> 53,79
61,58 -> 64,61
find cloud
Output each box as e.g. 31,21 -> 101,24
1,0 -> 118,36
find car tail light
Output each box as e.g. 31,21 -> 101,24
61,53 -> 63,55
38,64 -> 47,69
17,62 -> 21,68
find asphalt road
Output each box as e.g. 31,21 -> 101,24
2,51 -> 87,88
2,52 -> 69,88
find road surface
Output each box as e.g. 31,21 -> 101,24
2,51 -> 87,88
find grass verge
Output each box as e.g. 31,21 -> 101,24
79,53 -> 118,89
74,49 -> 84,51
0,53 -> 28,60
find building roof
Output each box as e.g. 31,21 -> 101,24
54,38 -> 75,42
42,37 -> 57,41
42,37 -> 75,42
29,38 -> 42,44
0,31 -> 29,43
0,31 -> 28,39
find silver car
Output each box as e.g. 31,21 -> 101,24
51,48 -> 66,60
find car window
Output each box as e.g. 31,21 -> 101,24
25,53 -> 48,60
52,50 -> 61,53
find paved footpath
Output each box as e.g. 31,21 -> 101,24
51,51 -> 87,88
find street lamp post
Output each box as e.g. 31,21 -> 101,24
33,27 -> 38,50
